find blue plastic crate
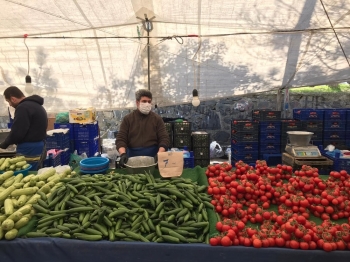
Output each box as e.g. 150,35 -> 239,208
232,152 -> 259,162
231,132 -> 259,142
73,122 -> 99,140
322,151 -> 350,173
259,143 -> 281,153
60,148 -> 70,165
262,153 -> 282,166
231,120 -> 259,133
259,121 -> 281,133
259,131 -> 281,142
293,109 -> 324,120
323,120 -> 346,131
231,141 -> 259,152
43,152 -> 61,167
184,156 -> 195,168
46,132 -> 70,150
54,123 -> 74,139
347,110 -> 350,121
323,131 -> 346,141
324,109 -> 347,121
74,138 -> 99,157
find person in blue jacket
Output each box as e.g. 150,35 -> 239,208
0,86 -> 47,170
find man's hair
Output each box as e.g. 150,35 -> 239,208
3,86 -> 25,100
135,89 -> 152,101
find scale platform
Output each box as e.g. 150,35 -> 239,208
285,144 -> 321,157
282,152 -> 333,175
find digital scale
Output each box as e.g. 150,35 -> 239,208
284,131 -> 321,157
285,144 -> 321,157
282,131 -> 333,173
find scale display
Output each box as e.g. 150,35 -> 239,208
294,149 -> 320,157
285,145 -> 321,157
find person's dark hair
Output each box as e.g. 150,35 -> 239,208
3,86 -> 25,100
135,89 -> 152,101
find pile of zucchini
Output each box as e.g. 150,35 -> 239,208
0,156 -> 30,172
0,167 -> 71,240
28,172 -> 214,243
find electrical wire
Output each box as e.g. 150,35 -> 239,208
23,36 -> 29,74
319,0 -> 350,68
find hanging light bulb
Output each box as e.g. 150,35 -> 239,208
25,75 -> 33,94
192,89 -> 200,107
24,34 -> 33,94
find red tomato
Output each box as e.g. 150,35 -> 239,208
252,238 -> 262,248
209,237 -> 219,246
220,236 -> 232,246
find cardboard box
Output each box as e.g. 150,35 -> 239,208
69,107 -> 96,124
47,117 -> 56,131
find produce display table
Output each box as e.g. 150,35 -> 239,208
1,167 -> 350,262
1,237 -> 349,262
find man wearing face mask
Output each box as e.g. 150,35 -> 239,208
116,89 -> 170,167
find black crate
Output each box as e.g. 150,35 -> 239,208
173,122 -> 191,135
252,110 -> 281,121
323,140 -> 347,150
231,120 -> 259,133
173,134 -> 191,149
323,120 -> 347,131
281,119 -> 302,132
231,132 -> 259,142
193,147 -> 210,159
194,159 -> 210,168
192,132 -> 210,148
301,120 -> 323,131
164,122 -> 173,135
323,131 -> 346,141
311,131 -> 324,141
168,134 -> 173,148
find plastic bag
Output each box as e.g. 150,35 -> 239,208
55,112 -> 69,123
233,98 -> 253,112
70,151 -> 83,170
210,141 -> 224,158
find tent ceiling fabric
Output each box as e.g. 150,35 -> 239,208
0,0 -> 349,113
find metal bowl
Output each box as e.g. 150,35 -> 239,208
124,156 -> 157,175
287,131 -> 314,146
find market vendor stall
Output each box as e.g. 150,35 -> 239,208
1,157 -> 350,262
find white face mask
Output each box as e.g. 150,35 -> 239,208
139,102 -> 152,114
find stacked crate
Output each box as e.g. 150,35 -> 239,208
173,122 -> 192,150
252,110 -> 282,165
259,121 -> 281,159
45,129 -> 71,166
53,123 -> 74,165
73,121 -> 99,157
293,109 -> 324,147
164,122 -> 173,148
231,120 -> 259,165
323,109 -> 347,149
280,119 -> 302,152
172,122 -> 194,168
192,132 -> 210,168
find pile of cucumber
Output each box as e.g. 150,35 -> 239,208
28,172 -> 214,243
0,156 -> 30,172
0,167 -> 72,240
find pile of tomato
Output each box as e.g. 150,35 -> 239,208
205,160 -> 350,251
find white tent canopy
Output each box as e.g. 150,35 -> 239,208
0,0 -> 349,113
